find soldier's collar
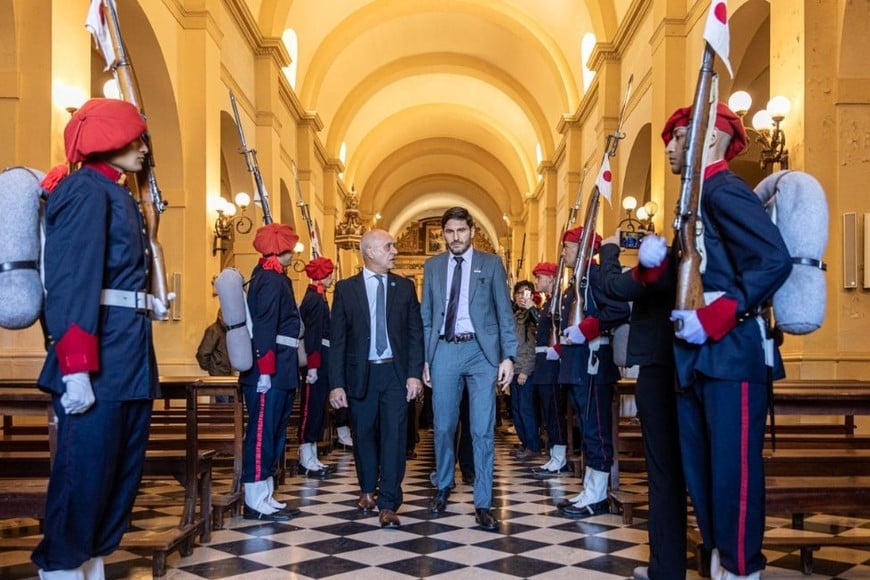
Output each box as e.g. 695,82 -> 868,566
82,161 -> 127,186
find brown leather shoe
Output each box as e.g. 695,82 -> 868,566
357,492 -> 376,513
378,508 -> 401,529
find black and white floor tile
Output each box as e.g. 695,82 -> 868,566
2,429 -> 869,579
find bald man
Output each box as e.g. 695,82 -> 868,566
329,229 -> 424,529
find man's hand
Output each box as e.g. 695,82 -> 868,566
545,346 -> 560,360
671,309 -> 708,344
306,368 -> 318,384
329,387 -> 348,409
497,358 -> 514,387
639,235 -> 667,268
517,372 -> 528,386
562,324 -> 586,345
256,374 -> 272,394
151,292 -> 176,321
61,372 -> 95,415
406,378 -> 423,402
422,362 -> 432,388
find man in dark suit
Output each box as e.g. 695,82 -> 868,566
422,206 -> 517,531
329,229 -> 425,529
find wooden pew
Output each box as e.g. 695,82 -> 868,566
0,378 -> 213,577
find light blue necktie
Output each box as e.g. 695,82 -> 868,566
375,275 -> 387,356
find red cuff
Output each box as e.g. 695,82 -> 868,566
55,323 -> 100,375
257,350 -> 276,375
697,297 -> 739,341
632,256 -> 669,285
307,350 -> 322,369
553,343 -> 562,356
579,316 -> 600,340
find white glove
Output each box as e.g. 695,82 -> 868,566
256,374 -> 272,394
601,229 -> 620,248
151,292 -> 176,321
671,309 -> 708,344
638,235 -> 668,268
562,324 -> 586,345
306,368 -> 318,384
545,346 -> 560,361
61,372 -> 95,415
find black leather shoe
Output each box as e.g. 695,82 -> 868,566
429,489 -> 450,514
461,472 -> 475,485
243,506 -> 292,521
300,466 -> 330,478
475,508 -> 499,531
274,504 -> 302,517
558,498 -> 610,518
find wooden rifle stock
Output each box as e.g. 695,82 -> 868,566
673,46 -> 717,312
229,91 -> 273,225
290,160 -> 321,259
549,166 -> 589,346
101,0 -> 169,307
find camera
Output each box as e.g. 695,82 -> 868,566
619,230 -> 646,250
522,289 -> 532,300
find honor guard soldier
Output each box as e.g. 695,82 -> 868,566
297,256 -> 337,477
33,99 -> 172,579
549,227 -> 630,521
529,262 -> 565,463
240,223 -> 304,521
643,104 -> 792,579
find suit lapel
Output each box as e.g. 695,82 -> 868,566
352,273 -> 371,335
468,250 -> 483,304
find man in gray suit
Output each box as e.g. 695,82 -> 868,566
422,206 -> 517,530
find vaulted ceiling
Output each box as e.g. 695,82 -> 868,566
247,0 -> 624,238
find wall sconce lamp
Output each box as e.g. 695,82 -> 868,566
619,196 -> 657,232
290,241 -> 308,273
728,91 -> 790,172
212,192 -> 253,255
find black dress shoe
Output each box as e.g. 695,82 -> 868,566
429,489 -> 450,514
461,472 -> 475,485
276,504 -> 301,517
379,508 -> 401,528
475,508 -> 499,530
300,466 -> 330,478
243,506 -> 292,521
558,498 -> 610,518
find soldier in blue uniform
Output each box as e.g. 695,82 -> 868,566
549,226 -> 630,520
240,223 -> 303,521
297,256 -> 336,477
33,98 -> 171,579
644,103 -> 792,579
529,262 -> 565,465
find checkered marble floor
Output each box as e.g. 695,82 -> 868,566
2,428 -> 870,579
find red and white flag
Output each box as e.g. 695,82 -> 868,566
596,155 -> 613,205
86,0 -> 115,70
703,0 -> 733,77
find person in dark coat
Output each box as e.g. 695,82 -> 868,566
328,229 -> 424,529
599,233 -> 685,578
643,103 -> 792,579
33,98 -> 171,579
297,256 -> 336,477
239,222 -> 303,521
509,280 -> 540,457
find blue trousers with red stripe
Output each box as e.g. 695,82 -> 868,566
677,378 -> 768,576
298,377 -> 328,444
243,387 -> 295,482
567,374 -> 614,472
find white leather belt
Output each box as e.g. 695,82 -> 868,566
593,336 -> 611,346
100,289 -> 153,312
321,339 -> 331,347
276,335 -> 300,348
535,346 -> 548,353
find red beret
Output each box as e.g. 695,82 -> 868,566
562,226 -> 602,250
253,223 -> 299,256
304,257 -> 335,280
662,103 -> 747,161
532,262 -> 557,278
64,99 -> 147,164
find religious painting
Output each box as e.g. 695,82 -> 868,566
425,224 -> 446,255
